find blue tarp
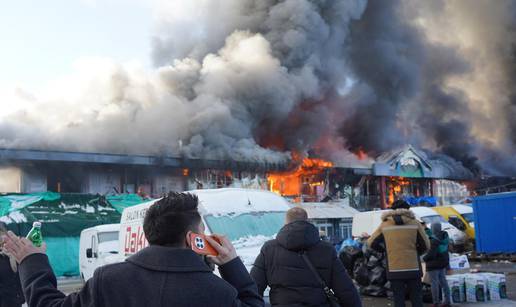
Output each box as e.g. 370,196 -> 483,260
338,238 -> 363,253
403,196 -> 437,206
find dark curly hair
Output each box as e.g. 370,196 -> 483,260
143,192 -> 201,247
391,199 -> 410,210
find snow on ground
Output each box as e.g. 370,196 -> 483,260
233,235 -> 274,249
233,235 -> 273,270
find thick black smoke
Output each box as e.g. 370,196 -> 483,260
1,0 -> 516,176
342,0 -> 516,175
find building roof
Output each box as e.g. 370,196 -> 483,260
0,148 -> 286,171
372,145 -> 473,180
292,202 -> 359,219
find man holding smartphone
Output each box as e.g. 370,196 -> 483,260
2,192 -> 263,307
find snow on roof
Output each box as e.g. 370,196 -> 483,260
451,204 -> 473,214
81,223 -> 120,234
292,202 -> 360,219
410,206 -> 439,217
122,189 -> 291,218
189,188 -> 290,216
0,211 -> 28,224
376,145 -> 431,167
374,145 -> 473,179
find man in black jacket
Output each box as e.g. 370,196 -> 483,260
251,207 -> 361,307
2,192 -> 263,307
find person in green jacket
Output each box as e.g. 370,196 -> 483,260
423,223 -> 451,307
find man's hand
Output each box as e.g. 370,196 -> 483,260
2,231 -> 46,263
205,234 -> 237,266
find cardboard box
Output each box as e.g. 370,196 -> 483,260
446,275 -> 466,303
449,254 -> 470,270
478,273 -> 507,301
464,274 -> 487,302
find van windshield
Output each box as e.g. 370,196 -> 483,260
98,231 -> 119,243
461,213 -> 474,223
204,212 -> 285,242
421,215 -> 446,225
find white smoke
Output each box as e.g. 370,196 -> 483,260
0,0 -> 367,164
1,0 -> 515,175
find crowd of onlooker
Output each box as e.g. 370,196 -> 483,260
1,195 -> 454,307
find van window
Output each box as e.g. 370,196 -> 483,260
98,231 -> 119,243
91,235 -> 97,255
448,216 -> 467,231
461,213 -> 474,223
204,212 -> 284,242
421,214 -> 446,225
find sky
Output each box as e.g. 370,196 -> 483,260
0,0 -> 153,91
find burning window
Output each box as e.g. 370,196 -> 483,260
267,157 -> 332,202
385,176 -> 433,207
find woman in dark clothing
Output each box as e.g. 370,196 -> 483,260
0,222 -> 25,307
423,223 -> 451,307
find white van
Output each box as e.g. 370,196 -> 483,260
119,188 -> 290,271
79,224 -> 120,282
352,209 -> 390,238
451,204 -> 474,227
351,207 -> 466,249
410,206 -> 466,248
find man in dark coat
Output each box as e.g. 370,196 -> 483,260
2,192 -> 263,307
423,223 -> 451,307
0,222 -> 24,307
250,207 -> 361,307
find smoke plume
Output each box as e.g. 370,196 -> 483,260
341,0 -> 516,175
0,0 -> 515,175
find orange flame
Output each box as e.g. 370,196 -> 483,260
387,176 -> 411,206
356,149 -> 368,160
267,157 -> 333,200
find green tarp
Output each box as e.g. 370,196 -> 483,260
106,194 -> 145,213
0,192 -> 60,216
46,237 -> 81,276
0,193 -> 147,276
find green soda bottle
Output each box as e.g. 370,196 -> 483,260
26,221 -> 43,247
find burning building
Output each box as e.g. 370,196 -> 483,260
0,145 -> 472,210
262,146 -> 472,210
1,1 -> 515,190
266,146 -> 473,209
267,156 -> 333,203
353,146 -> 472,209
0,148 -> 285,197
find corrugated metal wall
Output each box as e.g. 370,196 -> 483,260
474,192 -> 516,253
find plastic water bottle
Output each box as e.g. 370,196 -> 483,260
26,222 -> 43,247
